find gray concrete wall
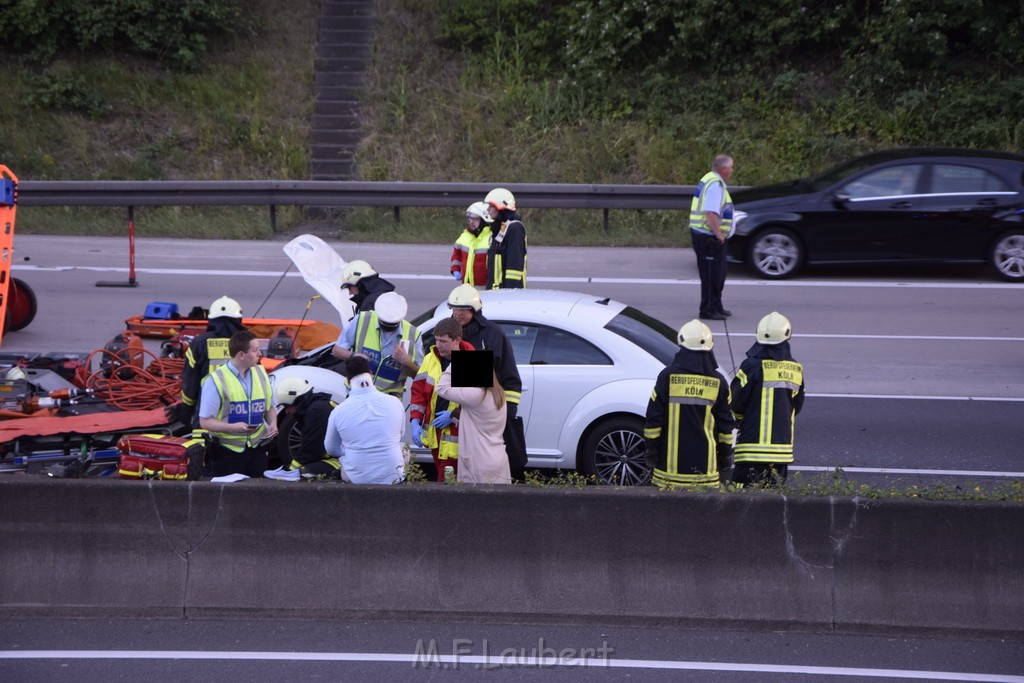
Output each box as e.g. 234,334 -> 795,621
1,478 -> 1021,637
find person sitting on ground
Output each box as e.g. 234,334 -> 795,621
264,377 -> 344,482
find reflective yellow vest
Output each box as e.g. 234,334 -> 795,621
688,171 -> 734,237
209,363 -> 272,453
453,226 -> 491,286
416,350 -> 459,460
353,312 -> 421,396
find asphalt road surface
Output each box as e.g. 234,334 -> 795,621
5,235 -> 1022,485
2,617 -> 1023,682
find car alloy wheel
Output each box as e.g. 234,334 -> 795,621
749,228 -> 802,279
579,417 -> 651,486
991,230 -> 1024,282
275,412 -> 303,469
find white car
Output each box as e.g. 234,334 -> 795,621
412,289 -> 680,485
270,290 -> 680,485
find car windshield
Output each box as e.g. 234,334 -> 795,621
604,306 -> 677,366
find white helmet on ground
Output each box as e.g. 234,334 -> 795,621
275,376 -> 312,407
756,311 -> 792,345
374,291 -> 408,324
209,296 -> 243,319
677,319 -> 714,351
447,284 -> 482,312
484,188 -> 516,212
341,259 -> 376,287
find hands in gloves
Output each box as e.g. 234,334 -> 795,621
452,271 -> 462,280
411,419 -> 425,447
431,410 -> 454,429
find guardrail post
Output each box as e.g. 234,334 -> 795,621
269,204 -> 277,233
96,205 -> 139,288
393,206 -> 400,223
603,208 -> 609,232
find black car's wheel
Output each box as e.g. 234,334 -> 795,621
274,412 -> 302,469
578,416 -> 651,486
748,228 -> 803,279
990,229 -> 1024,282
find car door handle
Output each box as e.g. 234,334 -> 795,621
889,201 -> 913,209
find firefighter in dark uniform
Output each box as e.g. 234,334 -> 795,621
340,259 -> 397,314
730,311 -> 805,487
644,319 -> 735,490
483,188 -> 527,289
264,377 -> 342,481
446,284 -> 527,480
172,295 -> 247,426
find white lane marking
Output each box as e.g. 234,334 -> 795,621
1,651 -> 1021,680
13,264 -> 1023,290
792,466 -> 1024,478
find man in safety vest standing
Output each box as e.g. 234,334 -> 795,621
173,295 -> 247,426
451,201 -> 492,286
730,311 -> 805,487
644,319 -> 735,490
331,291 -> 424,399
484,188 -> 527,289
198,329 -> 278,478
689,155 -> 735,321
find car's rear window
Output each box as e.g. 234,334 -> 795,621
604,307 -> 677,366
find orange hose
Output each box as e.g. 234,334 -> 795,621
77,347 -> 183,411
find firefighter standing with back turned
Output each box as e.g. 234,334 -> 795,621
730,312 -> 805,487
644,319 -> 735,490
484,188 -> 527,289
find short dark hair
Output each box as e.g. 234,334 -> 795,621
433,318 -> 462,340
345,355 -> 371,380
229,329 -> 257,357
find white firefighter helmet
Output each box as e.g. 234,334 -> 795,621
340,259 -> 377,287
484,188 -> 516,212
374,291 -> 408,324
466,201 -> 490,223
677,319 -> 714,351
274,376 -> 312,407
756,311 -> 792,345
447,284 -> 482,311
209,296 -> 243,319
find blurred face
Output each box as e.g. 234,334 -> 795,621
434,334 -> 460,358
467,215 -> 482,233
450,307 -> 474,327
486,204 -> 500,220
718,159 -> 734,181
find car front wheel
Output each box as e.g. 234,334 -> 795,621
273,412 -> 302,469
578,416 -> 651,486
748,228 -> 803,279
990,229 -> 1024,282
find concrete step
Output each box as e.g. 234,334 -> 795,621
316,43 -> 371,59
315,71 -> 367,87
311,114 -> 362,130
311,148 -> 357,163
321,2 -> 373,17
314,85 -> 361,101
320,15 -> 373,31
311,129 -> 364,146
319,29 -> 373,43
314,99 -> 361,115
315,57 -> 369,73
311,159 -> 357,177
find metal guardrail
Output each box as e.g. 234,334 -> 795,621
16,180 -> 728,231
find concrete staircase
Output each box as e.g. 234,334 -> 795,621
310,0 -> 374,180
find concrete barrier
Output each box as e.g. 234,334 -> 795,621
0,478 -> 1021,637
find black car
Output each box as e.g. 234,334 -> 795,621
726,148 -> 1024,281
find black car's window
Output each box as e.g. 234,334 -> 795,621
930,164 -> 1012,194
843,164 -> 923,199
604,306 -> 677,366
496,323 -> 611,365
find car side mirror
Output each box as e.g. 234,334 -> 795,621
832,193 -> 851,207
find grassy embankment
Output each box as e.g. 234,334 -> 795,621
5,0 -> 1021,246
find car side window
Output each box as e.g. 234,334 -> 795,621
532,327 -> 612,366
497,323 -> 538,365
843,164 -> 923,199
930,164 -> 1011,194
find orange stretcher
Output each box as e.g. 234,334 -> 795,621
0,407 -> 171,442
125,316 -> 340,351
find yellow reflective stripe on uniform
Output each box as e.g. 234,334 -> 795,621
703,403 -> 715,474
759,387 -> 774,445
735,369 -> 749,388
505,269 -> 524,280
644,426 -> 661,439
666,402 -> 679,474
505,390 -> 521,403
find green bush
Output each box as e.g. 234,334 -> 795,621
0,0 -> 241,71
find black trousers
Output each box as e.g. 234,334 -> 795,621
209,442 -> 269,478
692,232 -> 727,316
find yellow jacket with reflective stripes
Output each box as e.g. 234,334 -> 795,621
730,344 -> 805,463
352,311 -> 421,397
688,171 -> 734,237
208,363 -> 272,453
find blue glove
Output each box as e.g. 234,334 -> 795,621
452,271 -> 462,281
431,410 -> 454,429
411,419 -> 425,447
